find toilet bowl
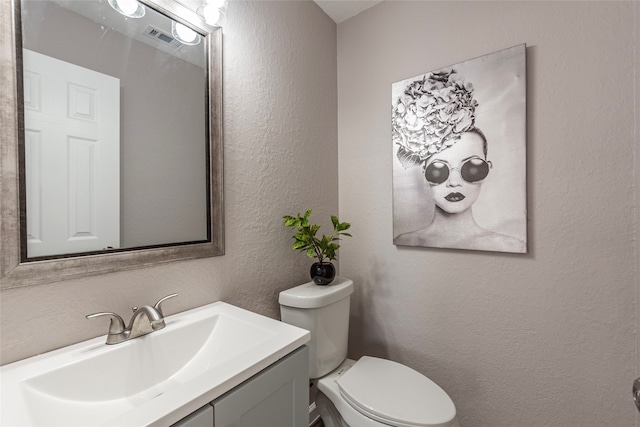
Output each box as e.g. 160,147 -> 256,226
279,277 -> 460,427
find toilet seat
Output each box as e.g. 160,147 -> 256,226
335,356 -> 456,427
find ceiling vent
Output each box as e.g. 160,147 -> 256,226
143,25 -> 182,48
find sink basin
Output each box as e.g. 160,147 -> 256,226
1,301 -> 310,426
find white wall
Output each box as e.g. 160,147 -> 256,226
0,0 -> 337,365
337,1 -> 637,426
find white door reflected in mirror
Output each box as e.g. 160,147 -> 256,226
23,49 -> 120,258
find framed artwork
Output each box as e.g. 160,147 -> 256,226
392,44 -> 527,253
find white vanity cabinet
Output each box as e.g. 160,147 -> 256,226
172,346 -> 309,427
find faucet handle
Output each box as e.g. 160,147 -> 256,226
86,312 -> 126,334
153,293 -> 178,317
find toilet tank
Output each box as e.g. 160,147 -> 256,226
279,277 -> 354,379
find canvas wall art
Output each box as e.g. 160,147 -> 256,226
392,44 -> 527,253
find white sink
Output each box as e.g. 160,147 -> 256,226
1,301 -> 310,426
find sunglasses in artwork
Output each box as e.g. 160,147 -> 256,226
424,157 -> 492,185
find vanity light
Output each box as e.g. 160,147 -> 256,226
171,21 -> 200,45
107,0 -> 145,18
197,0 -> 227,27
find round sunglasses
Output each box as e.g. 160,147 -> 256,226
424,157 -> 491,185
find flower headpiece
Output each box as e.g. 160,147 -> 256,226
392,70 -> 478,169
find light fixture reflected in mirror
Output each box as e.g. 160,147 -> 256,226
171,21 -> 201,45
197,0 -> 227,27
107,0 -> 145,18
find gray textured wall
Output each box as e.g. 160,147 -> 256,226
337,1 -> 637,426
0,0 -> 337,364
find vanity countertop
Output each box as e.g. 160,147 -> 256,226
1,301 -> 310,426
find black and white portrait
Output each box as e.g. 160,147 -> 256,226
392,45 -> 527,253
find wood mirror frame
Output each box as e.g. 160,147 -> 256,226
0,0 -> 224,289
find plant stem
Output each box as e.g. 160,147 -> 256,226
311,238 -> 324,263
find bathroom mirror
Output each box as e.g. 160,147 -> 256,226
0,0 -> 224,289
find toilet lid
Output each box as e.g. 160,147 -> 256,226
335,357 -> 456,427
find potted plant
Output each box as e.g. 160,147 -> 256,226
283,209 -> 352,285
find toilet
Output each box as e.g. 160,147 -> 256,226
279,277 -> 461,427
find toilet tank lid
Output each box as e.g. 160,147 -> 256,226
279,277 -> 354,308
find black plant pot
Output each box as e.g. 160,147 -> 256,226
310,262 -> 335,285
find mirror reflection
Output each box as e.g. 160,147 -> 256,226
20,0 -> 210,259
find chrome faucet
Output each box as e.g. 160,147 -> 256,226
86,293 -> 177,345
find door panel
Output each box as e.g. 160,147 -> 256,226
23,49 -> 120,257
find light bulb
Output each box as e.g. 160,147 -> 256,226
206,0 -> 227,9
172,21 -> 200,45
201,4 -> 221,25
116,0 -> 138,15
108,0 -> 145,18
175,24 -> 197,43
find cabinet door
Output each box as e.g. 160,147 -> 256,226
212,346 -> 309,427
172,404 -> 214,427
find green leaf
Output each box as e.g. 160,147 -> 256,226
304,209 -> 312,219
331,215 -> 339,228
292,240 -> 307,250
340,232 -> 352,237
306,247 -> 315,258
283,217 -> 297,227
336,222 -> 351,232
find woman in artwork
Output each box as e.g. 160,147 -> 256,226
392,70 -> 525,253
